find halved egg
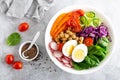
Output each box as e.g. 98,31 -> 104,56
62,40 -> 77,57
72,44 -> 88,62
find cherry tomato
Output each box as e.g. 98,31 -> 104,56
75,9 -> 84,16
18,22 -> 29,32
13,61 -> 23,70
57,43 -> 64,51
5,54 -> 14,64
84,37 -> 93,46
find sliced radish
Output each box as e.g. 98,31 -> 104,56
53,51 -> 63,58
49,41 -> 58,51
62,58 -> 69,64
56,57 -> 62,62
69,60 -> 73,68
64,63 -> 72,68
63,56 -> 71,61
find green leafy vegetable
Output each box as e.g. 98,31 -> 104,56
96,37 -> 109,50
72,61 -> 90,70
85,55 -> 99,67
6,32 -> 21,46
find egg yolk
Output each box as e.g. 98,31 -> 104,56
73,49 -> 85,60
66,45 -> 74,56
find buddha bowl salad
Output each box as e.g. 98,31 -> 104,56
49,9 -> 112,70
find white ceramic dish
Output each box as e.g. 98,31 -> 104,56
19,41 -> 39,61
45,5 -> 114,74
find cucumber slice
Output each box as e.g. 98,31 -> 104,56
86,11 -> 95,18
80,16 -> 87,25
93,18 -> 100,27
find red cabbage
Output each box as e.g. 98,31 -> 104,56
76,25 -> 109,43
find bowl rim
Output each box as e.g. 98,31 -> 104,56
45,5 -> 115,74
19,41 -> 39,61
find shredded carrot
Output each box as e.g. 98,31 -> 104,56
53,23 -> 67,39
50,13 -> 66,36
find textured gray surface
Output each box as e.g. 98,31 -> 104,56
0,0 -> 120,80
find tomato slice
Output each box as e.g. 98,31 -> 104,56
5,54 -> 14,64
18,22 -> 29,32
57,43 -> 64,51
74,9 -> 84,16
84,37 -> 93,46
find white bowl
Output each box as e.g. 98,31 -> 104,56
45,5 -> 115,74
19,41 -> 39,61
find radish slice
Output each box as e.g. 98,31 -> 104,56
62,58 -> 69,64
56,57 -> 62,62
53,51 -> 63,58
63,56 -> 71,61
49,41 -> 58,51
64,63 -> 72,68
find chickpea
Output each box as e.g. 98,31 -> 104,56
57,42 -> 60,44
69,31 -> 74,36
64,33 -> 69,38
66,30 -> 70,34
55,37 -> 59,42
75,37 -> 79,41
79,37 -> 84,44
62,37 -> 67,41
68,37 -> 72,40
72,34 -> 76,39
60,32 -> 64,38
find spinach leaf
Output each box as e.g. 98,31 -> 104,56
85,55 -> 99,67
6,32 -> 21,46
88,45 -> 106,60
72,61 -> 90,70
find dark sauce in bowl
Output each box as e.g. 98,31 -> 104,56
21,43 -> 37,59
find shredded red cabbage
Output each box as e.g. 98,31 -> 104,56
76,25 -> 109,43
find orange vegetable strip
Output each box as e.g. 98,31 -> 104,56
50,13 -> 67,36
53,13 -> 72,36
53,23 -> 67,39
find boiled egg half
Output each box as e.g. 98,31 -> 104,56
62,40 -> 77,57
72,44 -> 88,62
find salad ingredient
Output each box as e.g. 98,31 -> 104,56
96,37 -> 109,50
67,10 -> 82,32
53,51 -> 63,58
86,11 -> 95,18
72,44 -> 88,62
80,16 -> 87,26
88,45 -> 106,61
12,61 -> 23,70
5,54 -> 14,64
84,37 -> 93,46
53,23 -> 67,39
93,18 -> 100,27
85,55 -> 99,67
49,41 -> 58,51
18,22 -> 29,32
21,43 -> 37,59
74,9 -> 84,16
50,13 -> 66,36
52,13 -> 72,39
54,28 -> 83,44
76,25 -> 108,44
62,40 -> 77,57
57,43 -> 64,51
6,32 -> 21,46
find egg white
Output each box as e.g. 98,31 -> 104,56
72,44 -> 88,62
62,40 -> 77,57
